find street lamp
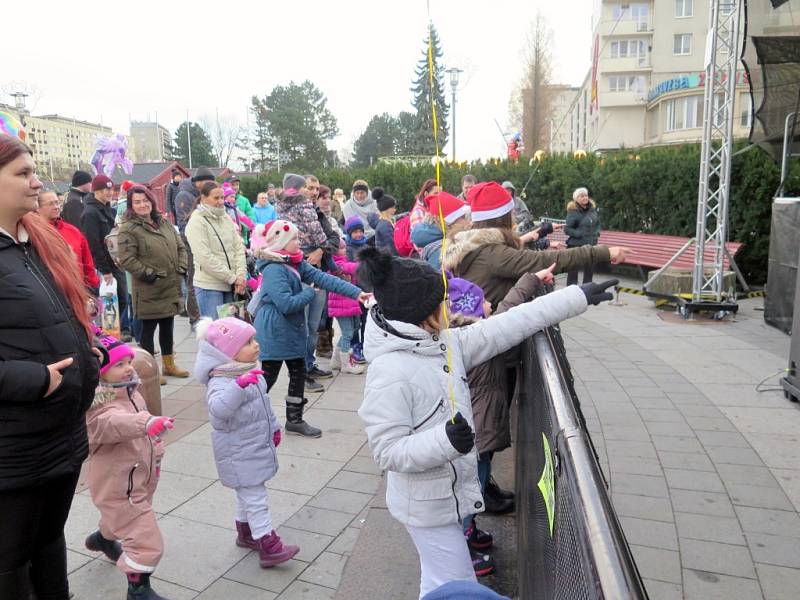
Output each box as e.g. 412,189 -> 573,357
447,67 -> 463,162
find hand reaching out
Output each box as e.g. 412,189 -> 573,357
236,369 -> 264,389
534,262 -> 557,286
145,416 -> 175,439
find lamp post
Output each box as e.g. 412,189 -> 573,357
447,67 -> 463,162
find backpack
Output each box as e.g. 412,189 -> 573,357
105,225 -> 120,266
393,214 -> 415,257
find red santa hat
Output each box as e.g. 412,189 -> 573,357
424,192 -> 468,225
467,182 -> 515,222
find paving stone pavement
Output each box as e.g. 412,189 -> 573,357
66,318 -> 377,600
65,279 -> 799,599
563,283 -> 798,600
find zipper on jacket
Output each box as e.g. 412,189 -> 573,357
126,463 -> 139,504
449,462 -> 461,521
22,246 -> 60,313
412,397 -> 444,431
127,387 -> 155,489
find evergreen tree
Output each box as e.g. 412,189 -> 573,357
408,24 -> 449,155
352,113 -> 401,167
172,122 -> 218,167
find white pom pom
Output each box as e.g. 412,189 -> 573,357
194,317 -> 214,341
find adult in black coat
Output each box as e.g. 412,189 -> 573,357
0,135 -> 102,599
80,174 -> 132,340
61,169 -> 92,228
564,186 -> 602,285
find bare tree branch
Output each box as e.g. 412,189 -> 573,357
199,113 -> 244,168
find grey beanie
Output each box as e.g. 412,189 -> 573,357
192,166 -> 215,183
283,173 -> 306,192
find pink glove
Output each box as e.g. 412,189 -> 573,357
273,429 -> 282,447
145,416 -> 174,438
236,369 -> 264,389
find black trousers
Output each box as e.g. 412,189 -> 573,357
566,263 -> 594,286
262,358 -> 305,398
140,316 -> 175,357
0,471 -> 80,599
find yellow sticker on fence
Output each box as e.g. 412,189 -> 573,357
537,433 -> 556,537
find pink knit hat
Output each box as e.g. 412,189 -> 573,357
222,183 -> 237,198
98,334 -> 136,375
203,317 -> 256,359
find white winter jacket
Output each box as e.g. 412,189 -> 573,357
358,285 -> 588,528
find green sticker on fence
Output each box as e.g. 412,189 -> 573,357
537,432 -> 555,537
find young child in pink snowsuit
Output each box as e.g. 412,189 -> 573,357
194,317 -> 300,568
328,240 -> 366,374
84,334 -> 175,600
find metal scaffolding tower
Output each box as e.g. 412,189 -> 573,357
645,0 -> 745,318
692,0 -> 743,310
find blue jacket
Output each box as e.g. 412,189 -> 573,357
194,340 -> 281,488
368,213 -> 398,255
253,203 -> 277,225
411,222 -> 444,269
253,251 -> 362,360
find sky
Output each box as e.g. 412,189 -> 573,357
1,0 -> 593,164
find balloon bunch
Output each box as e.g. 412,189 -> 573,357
0,111 -> 26,141
90,133 -> 133,178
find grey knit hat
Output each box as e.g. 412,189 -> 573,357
282,173 -> 306,192
192,166 -> 215,183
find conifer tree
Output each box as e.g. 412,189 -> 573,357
408,24 -> 449,155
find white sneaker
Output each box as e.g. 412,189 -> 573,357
341,351 -> 365,375
329,346 -> 342,371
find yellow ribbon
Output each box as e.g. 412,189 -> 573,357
426,18 -> 457,422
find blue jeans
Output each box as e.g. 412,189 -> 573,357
195,287 -> 234,320
462,451 -> 494,532
304,287 -> 326,370
128,294 -> 142,342
335,316 -> 359,352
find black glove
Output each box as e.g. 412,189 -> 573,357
445,412 -> 474,454
141,272 -> 159,284
580,279 -> 618,305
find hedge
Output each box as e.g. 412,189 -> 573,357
240,143 -> 797,284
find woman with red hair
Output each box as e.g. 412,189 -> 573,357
0,135 -> 101,599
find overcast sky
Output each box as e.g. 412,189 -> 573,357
2,0 -> 592,163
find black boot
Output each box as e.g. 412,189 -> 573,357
484,483 -> 515,515
30,536 -> 70,600
0,564 -> 31,600
485,477 -> 515,500
285,396 -> 322,438
127,573 -> 169,600
85,530 -> 123,562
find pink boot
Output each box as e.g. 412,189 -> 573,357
256,531 -> 300,567
235,521 -> 258,550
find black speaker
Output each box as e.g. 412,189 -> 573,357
781,240 -> 800,402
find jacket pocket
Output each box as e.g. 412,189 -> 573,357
413,397 -> 445,431
408,474 -> 454,501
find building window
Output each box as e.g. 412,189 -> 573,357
676,0 -> 693,17
740,95 -> 753,128
612,3 -> 649,26
610,39 -> 648,61
674,34 -> 692,55
608,75 -> 646,93
665,95 -> 703,131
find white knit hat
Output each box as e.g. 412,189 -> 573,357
251,219 -> 298,252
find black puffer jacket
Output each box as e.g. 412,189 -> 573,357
80,195 -> 117,274
0,230 -> 100,490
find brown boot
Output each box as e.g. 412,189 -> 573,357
162,355 -> 189,378
316,329 -> 333,359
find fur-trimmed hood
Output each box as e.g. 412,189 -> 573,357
91,379 -> 139,409
442,228 -> 508,272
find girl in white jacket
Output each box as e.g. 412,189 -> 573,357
355,247 -> 615,598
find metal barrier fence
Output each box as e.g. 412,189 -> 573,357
516,325 -> 649,600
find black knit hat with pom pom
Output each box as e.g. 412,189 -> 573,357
357,247 -> 444,325
372,187 -> 396,212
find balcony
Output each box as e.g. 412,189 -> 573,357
602,56 -> 652,72
599,19 -> 653,37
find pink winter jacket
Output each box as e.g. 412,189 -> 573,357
85,383 -> 164,523
328,255 -> 362,317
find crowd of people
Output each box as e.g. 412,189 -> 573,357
0,129 -> 629,600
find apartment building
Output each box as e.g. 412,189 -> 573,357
1,103 -> 113,179
556,0 -> 751,153
130,121 -> 172,162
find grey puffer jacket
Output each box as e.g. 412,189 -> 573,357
195,341 -> 280,489
358,284 -> 588,527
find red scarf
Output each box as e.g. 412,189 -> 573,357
275,249 -> 304,266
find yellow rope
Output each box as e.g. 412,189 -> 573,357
427,18 -> 457,422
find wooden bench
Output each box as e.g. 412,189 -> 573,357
547,230 -> 744,280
